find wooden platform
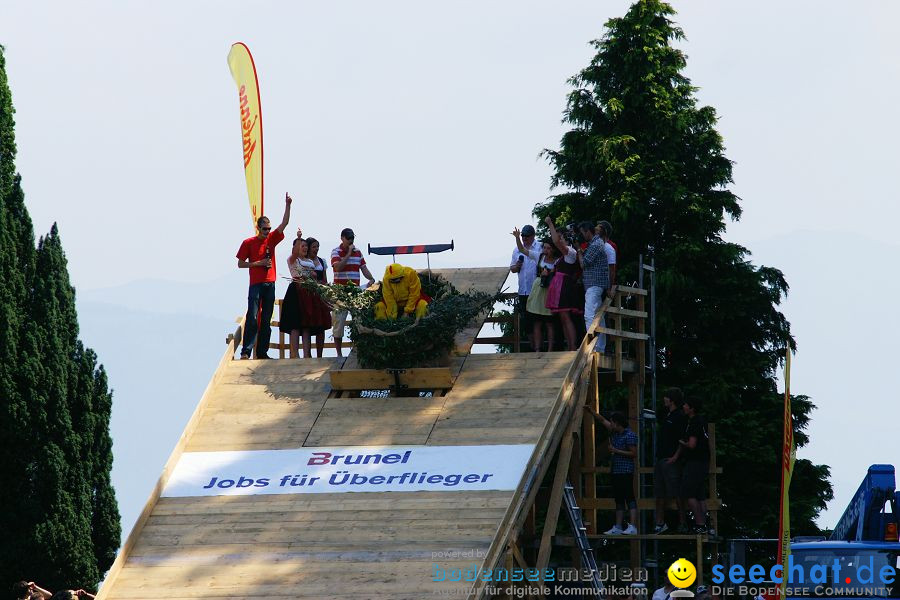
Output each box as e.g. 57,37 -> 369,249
97,267 -> 585,600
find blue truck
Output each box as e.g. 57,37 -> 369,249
789,464 -> 900,598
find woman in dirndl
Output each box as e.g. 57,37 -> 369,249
282,236 -> 333,358
306,237 -> 329,357
543,217 -> 584,351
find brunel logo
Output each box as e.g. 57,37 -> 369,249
238,84 -> 258,169
307,450 -> 413,466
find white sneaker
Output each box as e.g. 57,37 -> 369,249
623,524 -> 638,535
604,525 -> 625,535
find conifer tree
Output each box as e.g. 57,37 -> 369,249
0,45 -> 37,582
74,343 -> 121,573
19,228 -> 98,587
539,0 -> 832,535
0,45 -> 120,589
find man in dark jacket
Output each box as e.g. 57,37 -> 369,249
678,396 -> 710,534
653,388 -> 687,534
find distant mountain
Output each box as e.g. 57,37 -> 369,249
78,273 -> 249,321
76,299 -> 232,538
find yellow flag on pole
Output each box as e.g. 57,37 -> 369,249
777,349 -> 796,595
227,42 -> 264,231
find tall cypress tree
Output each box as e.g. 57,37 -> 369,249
0,46 -> 120,588
538,0 -> 832,536
73,343 -> 121,574
20,228 -> 98,588
0,45 -> 37,582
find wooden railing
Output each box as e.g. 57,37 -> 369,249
473,292 -> 524,350
227,299 -> 352,358
270,298 -> 349,357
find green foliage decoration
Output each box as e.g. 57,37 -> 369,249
301,272 -> 498,369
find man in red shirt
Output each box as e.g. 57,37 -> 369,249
236,193 -> 292,359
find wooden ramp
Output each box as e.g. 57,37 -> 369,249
97,267 -> 621,600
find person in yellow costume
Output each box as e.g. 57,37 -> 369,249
374,263 -> 430,320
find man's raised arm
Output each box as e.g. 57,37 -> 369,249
276,192 -> 293,233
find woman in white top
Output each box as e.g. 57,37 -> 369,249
281,235 -> 333,358
280,237 -> 309,358
513,229 -> 561,352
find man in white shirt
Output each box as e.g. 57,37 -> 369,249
510,224 -> 539,350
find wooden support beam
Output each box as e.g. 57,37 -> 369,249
580,466 -> 723,475
582,354 -> 599,534
513,310 -> 521,353
697,534 -> 704,584
594,327 -> 650,341
472,336 -> 517,345
598,355 -> 638,373
509,539 -> 529,570
577,498 -> 723,510
615,285 -> 648,296
555,533 -> 715,544
535,399 -> 583,570
329,367 -> 452,390
605,306 -> 649,318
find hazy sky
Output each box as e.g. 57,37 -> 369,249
2,1 -> 899,535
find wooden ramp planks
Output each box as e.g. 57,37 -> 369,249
187,359 -> 333,452
428,353 -> 572,446
102,355 -> 570,599
108,492 -> 511,599
303,396 -> 445,446
99,267 -> 580,600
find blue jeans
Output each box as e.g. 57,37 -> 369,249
584,285 -> 606,353
241,282 -> 276,358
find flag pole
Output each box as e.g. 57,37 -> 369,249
777,347 -> 795,596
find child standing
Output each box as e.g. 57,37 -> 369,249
589,408 -> 639,534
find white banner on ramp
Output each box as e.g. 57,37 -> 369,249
162,444 -> 535,497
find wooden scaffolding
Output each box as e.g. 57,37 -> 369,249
481,280 -> 723,599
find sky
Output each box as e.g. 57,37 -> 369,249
2,1 -> 900,539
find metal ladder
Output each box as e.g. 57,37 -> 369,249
564,480 -> 605,595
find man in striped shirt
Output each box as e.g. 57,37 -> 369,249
330,227 -> 375,357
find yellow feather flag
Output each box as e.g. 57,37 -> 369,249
227,42 -> 264,231
777,348 -> 796,595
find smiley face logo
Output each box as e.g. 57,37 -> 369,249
668,558 -> 697,588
